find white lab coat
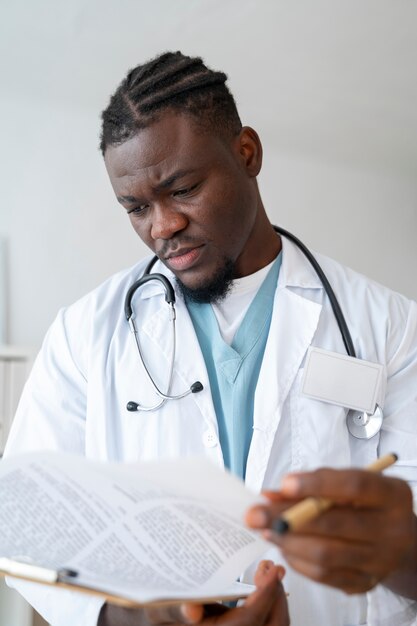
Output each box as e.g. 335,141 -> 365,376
5,237 -> 417,626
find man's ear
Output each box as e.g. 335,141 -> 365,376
236,126 -> 263,177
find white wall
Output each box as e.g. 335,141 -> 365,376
0,95 -> 146,348
0,580 -> 32,626
258,149 -> 417,301
0,0 -> 416,352
1,97 -> 416,350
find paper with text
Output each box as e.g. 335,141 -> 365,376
0,453 -> 269,604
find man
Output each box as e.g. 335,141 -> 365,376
5,51 -> 417,626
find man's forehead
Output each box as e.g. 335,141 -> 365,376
105,114 -> 223,179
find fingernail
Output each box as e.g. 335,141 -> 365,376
260,560 -> 274,573
180,606 -> 191,621
248,508 -> 269,527
280,475 -> 300,496
276,565 -> 286,581
180,605 -> 200,624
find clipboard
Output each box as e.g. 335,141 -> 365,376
0,558 -> 254,608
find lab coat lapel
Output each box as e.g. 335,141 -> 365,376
246,238 -> 323,492
172,294 -> 220,430
139,269 -> 219,432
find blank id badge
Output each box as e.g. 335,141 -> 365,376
301,347 -> 385,439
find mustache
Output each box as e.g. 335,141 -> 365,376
158,235 -> 204,258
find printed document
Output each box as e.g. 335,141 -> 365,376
0,453 -> 270,605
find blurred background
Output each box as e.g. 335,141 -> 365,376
1,0 -> 417,351
0,1 -> 416,624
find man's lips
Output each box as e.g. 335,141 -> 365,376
163,245 -> 205,271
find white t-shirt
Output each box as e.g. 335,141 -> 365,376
211,259 -> 276,345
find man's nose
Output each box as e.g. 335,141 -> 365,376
150,203 -> 188,240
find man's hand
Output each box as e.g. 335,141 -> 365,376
246,468 -> 417,599
98,560 -> 289,625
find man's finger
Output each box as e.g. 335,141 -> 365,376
245,561 -> 281,610
251,562 -> 288,626
265,576 -> 290,626
179,604 -> 205,624
146,603 -> 204,624
282,553 -> 379,595
253,560 -> 285,588
246,499 -> 297,530
252,504 -> 386,540
279,469 -> 409,507
275,533 -> 377,572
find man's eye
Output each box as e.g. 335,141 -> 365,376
173,183 -> 199,198
128,204 -> 149,216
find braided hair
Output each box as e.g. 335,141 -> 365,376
100,51 -> 242,155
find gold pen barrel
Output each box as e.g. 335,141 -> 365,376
275,453 -> 398,534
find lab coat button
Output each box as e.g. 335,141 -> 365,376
203,431 -> 217,447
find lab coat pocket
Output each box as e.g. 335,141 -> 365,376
289,369 -> 351,470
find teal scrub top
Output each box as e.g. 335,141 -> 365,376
186,255 -> 281,479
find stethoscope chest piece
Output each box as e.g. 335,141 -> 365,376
346,404 -> 383,439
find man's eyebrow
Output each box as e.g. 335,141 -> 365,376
155,169 -> 194,191
117,169 -> 197,205
117,195 -> 138,204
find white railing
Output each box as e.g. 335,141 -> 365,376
0,345 -> 33,456
0,345 -> 48,626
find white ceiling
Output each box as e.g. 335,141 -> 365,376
1,0 -> 417,177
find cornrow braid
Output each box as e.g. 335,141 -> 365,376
100,51 -> 242,155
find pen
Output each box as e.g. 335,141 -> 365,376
274,452 -> 398,534
0,558 -> 78,583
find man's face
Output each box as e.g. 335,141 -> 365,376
105,111 -> 264,296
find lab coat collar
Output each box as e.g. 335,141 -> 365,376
136,236 -> 326,483
278,234 -> 323,290
132,257 -> 175,300
138,261 -> 221,435
246,236 -> 324,492
135,234 -> 323,297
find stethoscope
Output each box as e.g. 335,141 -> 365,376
124,226 -> 383,439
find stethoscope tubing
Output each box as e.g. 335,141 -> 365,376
124,226 -> 361,417
134,226 -> 356,359
273,226 -> 356,358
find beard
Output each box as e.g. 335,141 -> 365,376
175,257 -> 235,304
